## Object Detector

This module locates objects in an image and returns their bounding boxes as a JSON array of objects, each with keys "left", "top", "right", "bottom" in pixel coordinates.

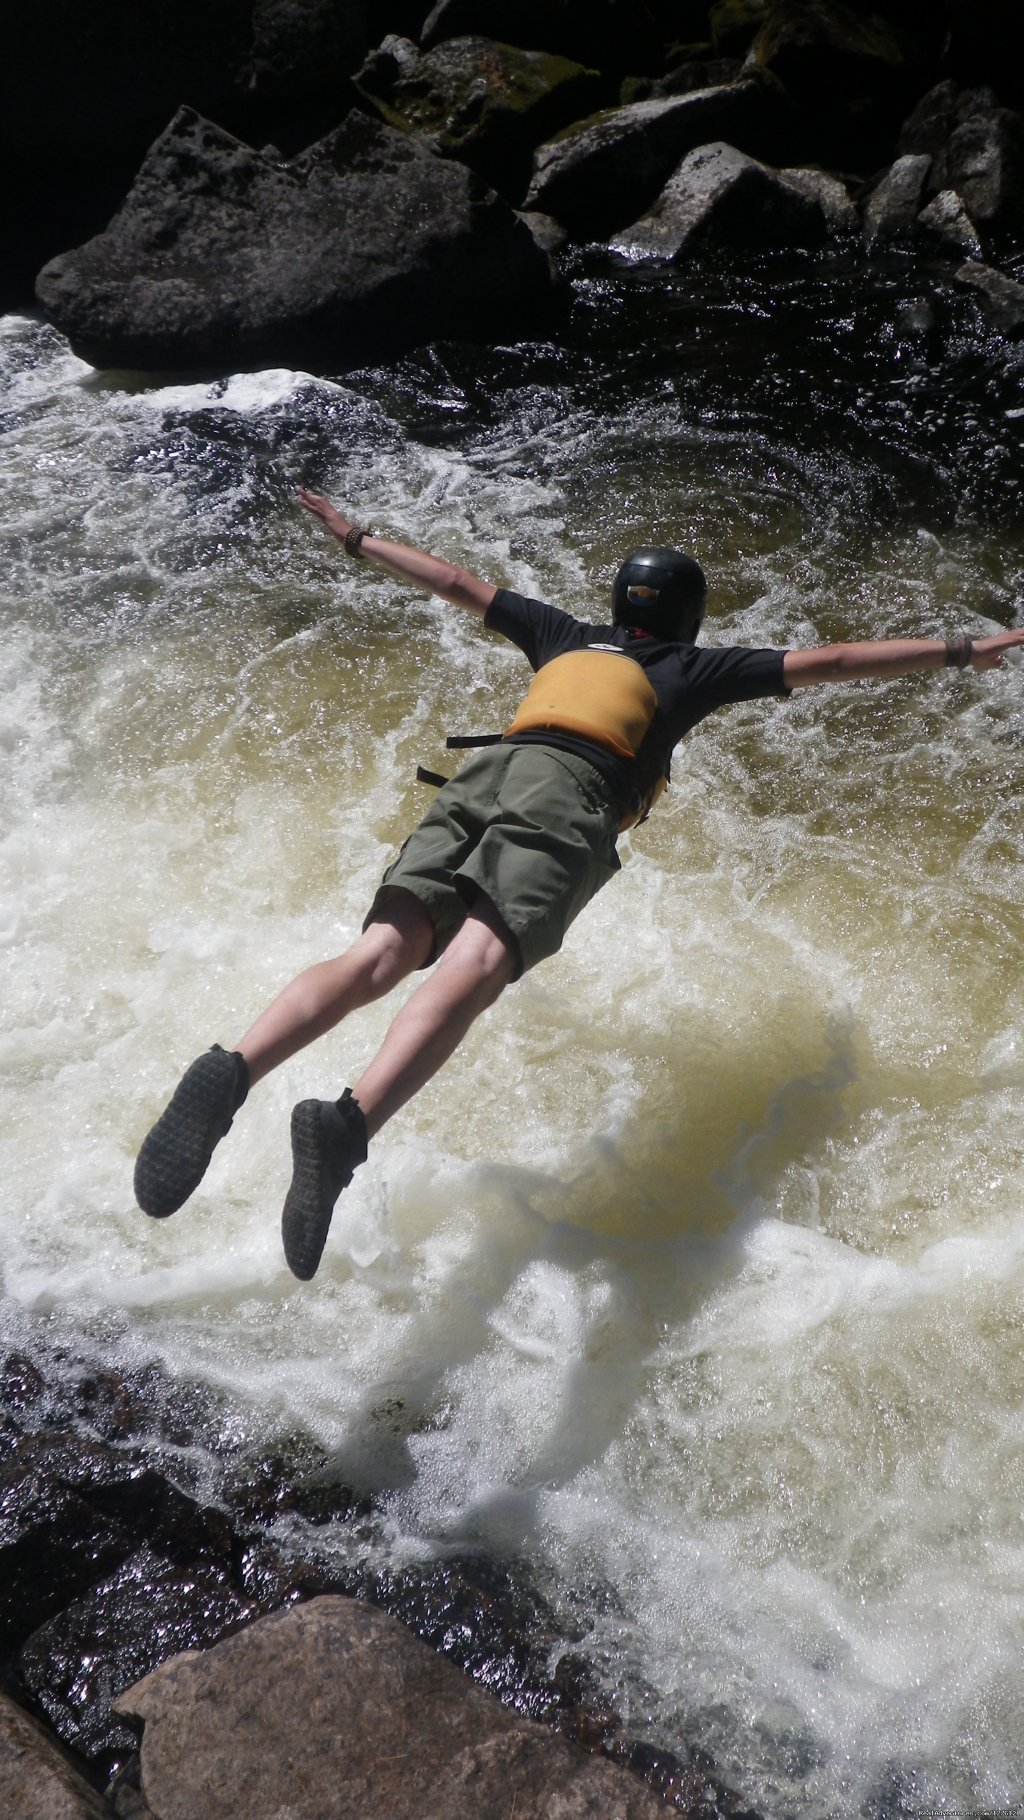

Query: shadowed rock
[
  {"left": 114, "top": 1596, "right": 674, "bottom": 1819},
  {"left": 862, "top": 151, "right": 930, "bottom": 242},
  {"left": 35, "top": 108, "right": 552, "bottom": 374},
  {"left": 612, "top": 141, "right": 827, "bottom": 260},
  {"left": 778, "top": 164, "right": 857, "bottom": 232},
  {"left": 523, "top": 81, "right": 781, "bottom": 237},
  {"left": 948, "top": 107, "right": 1024, "bottom": 231},
  {"left": 917, "top": 189, "right": 982, "bottom": 258},
  {"left": 747, "top": 0, "right": 943, "bottom": 165}
]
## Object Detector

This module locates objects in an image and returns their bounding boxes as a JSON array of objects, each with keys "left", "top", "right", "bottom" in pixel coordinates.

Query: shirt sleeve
[
  {"left": 485, "top": 588, "right": 590, "bottom": 672},
  {"left": 684, "top": 644, "right": 791, "bottom": 705}
]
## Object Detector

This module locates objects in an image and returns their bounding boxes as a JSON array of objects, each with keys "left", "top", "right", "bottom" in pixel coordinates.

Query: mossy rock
[{"left": 356, "top": 37, "right": 605, "bottom": 202}]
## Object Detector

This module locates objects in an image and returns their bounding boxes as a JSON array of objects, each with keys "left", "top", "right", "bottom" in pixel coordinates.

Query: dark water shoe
[
  {"left": 134, "top": 1045, "right": 249, "bottom": 1219},
  {"left": 282, "top": 1089, "right": 368, "bottom": 1281}
]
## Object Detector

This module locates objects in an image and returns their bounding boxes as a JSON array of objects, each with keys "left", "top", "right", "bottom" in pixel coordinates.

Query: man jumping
[{"left": 133, "top": 488, "right": 1024, "bottom": 1279}]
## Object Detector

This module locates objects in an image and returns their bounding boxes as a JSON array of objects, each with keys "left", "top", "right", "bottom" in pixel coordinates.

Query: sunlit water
[{"left": 3, "top": 270, "right": 1024, "bottom": 1816}]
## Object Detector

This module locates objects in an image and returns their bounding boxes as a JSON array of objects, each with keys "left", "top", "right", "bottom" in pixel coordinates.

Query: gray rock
[
  {"left": 0, "top": 1690, "right": 113, "bottom": 1820},
  {"left": 897, "top": 78, "right": 960, "bottom": 186},
  {"left": 524, "top": 81, "right": 780, "bottom": 237},
  {"left": 948, "top": 108, "right": 1024, "bottom": 230},
  {"left": 516, "top": 210, "right": 569, "bottom": 258},
  {"left": 354, "top": 34, "right": 604, "bottom": 201},
  {"left": 36, "top": 107, "right": 551, "bottom": 374},
  {"left": 114, "top": 1595, "right": 670, "bottom": 1820},
  {"left": 779, "top": 165, "right": 857, "bottom": 234},
  {"left": 612, "top": 141, "right": 827, "bottom": 260},
  {"left": 863, "top": 152, "right": 931, "bottom": 243},
  {"left": 954, "top": 262, "right": 1024, "bottom": 335},
  {"left": 917, "top": 188, "right": 982, "bottom": 259}
]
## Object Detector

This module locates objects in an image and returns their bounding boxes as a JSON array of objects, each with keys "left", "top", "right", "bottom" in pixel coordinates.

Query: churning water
[{"left": 3, "top": 258, "right": 1024, "bottom": 1814}]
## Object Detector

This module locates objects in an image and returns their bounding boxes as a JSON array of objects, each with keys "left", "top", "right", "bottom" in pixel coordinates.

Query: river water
[{"left": 3, "top": 255, "right": 1024, "bottom": 1815}]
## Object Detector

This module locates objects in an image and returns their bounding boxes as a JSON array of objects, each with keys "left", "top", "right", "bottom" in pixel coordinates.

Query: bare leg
[
  {"left": 352, "top": 893, "right": 519, "bottom": 1138},
  {"left": 234, "top": 892, "right": 434, "bottom": 1086}
]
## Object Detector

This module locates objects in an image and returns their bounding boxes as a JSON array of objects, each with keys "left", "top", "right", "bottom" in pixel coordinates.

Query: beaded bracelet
[{"left": 343, "top": 525, "right": 368, "bottom": 558}]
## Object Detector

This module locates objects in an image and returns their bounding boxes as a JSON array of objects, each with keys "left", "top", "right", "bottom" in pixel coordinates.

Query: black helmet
[{"left": 611, "top": 548, "right": 707, "bottom": 643}]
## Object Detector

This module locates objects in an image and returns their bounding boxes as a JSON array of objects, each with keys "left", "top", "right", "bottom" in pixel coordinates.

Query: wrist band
[
  {"left": 343, "top": 526, "right": 368, "bottom": 558},
  {"left": 945, "top": 633, "right": 974, "bottom": 668}
]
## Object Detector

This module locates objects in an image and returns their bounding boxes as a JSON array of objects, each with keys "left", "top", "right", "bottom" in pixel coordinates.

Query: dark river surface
[{"left": 2, "top": 246, "right": 1024, "bottom": 1814}]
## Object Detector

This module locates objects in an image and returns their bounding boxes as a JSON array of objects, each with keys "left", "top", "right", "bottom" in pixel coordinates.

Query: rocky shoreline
[
  {"left": 1, "top": 1333, "right": 761, "bottom": 1816},
  {"left": 6, "top": 1, "right": 1023, "bottom": 368}
]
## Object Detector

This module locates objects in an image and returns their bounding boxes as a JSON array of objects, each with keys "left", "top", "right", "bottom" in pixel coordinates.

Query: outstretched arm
[
  {"left": 297, "top": 488, "right": 498, "bottom": 616},
  {"left": 783, "top": 628, "right": 1024, "bottom": 687}
]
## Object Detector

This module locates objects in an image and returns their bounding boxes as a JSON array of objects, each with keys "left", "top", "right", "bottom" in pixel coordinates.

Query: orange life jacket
[{"left": 505, "top": 648, "right": 666, "bottom": 828}]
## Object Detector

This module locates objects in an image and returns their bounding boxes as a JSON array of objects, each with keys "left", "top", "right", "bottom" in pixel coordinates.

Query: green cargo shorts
[{"left": 364, "top": 743, "right": 622, "bottom": 976}]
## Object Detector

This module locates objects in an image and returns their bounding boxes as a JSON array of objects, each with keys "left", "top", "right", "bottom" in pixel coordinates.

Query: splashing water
[{"left": 2, "top": 269, "right": 1024, "bottom": 1815}]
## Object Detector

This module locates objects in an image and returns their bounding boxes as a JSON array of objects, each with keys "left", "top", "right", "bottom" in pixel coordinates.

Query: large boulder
[
  {"left": 114, "top": 1596, "right": 673, "bottom": 1819},
  {"left": 947, "top": 107, "right": 1024, "bottom": 232},
  {"left": 898, "top": 82, "right": 1024, "bottom": 231},
  {"left": 355, "top": 35, "right": 604, "bottom": 201},
  {"left": 523, "top": 80, "right": 784, "bottom": 238},
  {"left": 611, "top": 140, "right": 827, "bottom": 260},
  {"left": 35, "top": 108, "right": 552, "bottom": 374}
]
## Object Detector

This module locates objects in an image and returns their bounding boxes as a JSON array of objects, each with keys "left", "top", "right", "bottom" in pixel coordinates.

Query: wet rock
[
  {"left": 917, "top": 189, "right": 982, "bottom": 259},
  {"left": 948, "top": 107, "right": 1024, "bottom": 233},
  {"left": 523, "top": 80, "right": 780, "bottom": 238},
  {"left": 35, "top": 107, "right": 552, "bottom": 374},
  {"left": 954, "top": 262, "right": 1024, "bottom": 335},
  {"left": 517, "top": 211, "right": 570, "bottom": 260},
  {"left": 612, "top": 141, "right": 827, "bottom": 260},
  {"left": 779, "top": 164, "right": 857, "bottom": 233},
  {"left": 18, "top": 1547, "right": 265, "bottom": 1762},
  {"left": 354, "top": 34, "right": 604, "bottom": 201},
  {"left": 114, "top": 1596, "right": 670, "bottom": 1819},
  {"left": 862, "top": 151, "right": 931, "bottom": 243},
  {"left": 0, "top": 1690, "right": 113, "bottom": 1820},
  {"left": 0, "top": 1445, "right": 138, "bottom": 1649}
]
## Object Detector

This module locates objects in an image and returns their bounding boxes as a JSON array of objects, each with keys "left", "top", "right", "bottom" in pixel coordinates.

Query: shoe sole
[
  {"left": 282, "top": 1101, "right": 339, "bottom": 1282},
  {"left": 134, "top": 1052, "right": 238, "bottom": 1219}
]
